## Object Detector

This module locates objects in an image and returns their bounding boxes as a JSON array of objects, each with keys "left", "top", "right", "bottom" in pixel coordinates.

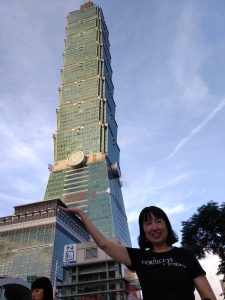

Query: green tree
[{"left": 181, "top": 201, "right": 225, "bottom": 275}]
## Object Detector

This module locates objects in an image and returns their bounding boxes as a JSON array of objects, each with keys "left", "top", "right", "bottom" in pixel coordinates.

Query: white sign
[{"left": 63, "top": 244, "right": 77, "bottom": 264}]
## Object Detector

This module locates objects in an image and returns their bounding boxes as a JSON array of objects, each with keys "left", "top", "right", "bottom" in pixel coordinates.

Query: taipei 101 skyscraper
[{"left": 44, "top": 1, "right": 131, "bottom": 247}]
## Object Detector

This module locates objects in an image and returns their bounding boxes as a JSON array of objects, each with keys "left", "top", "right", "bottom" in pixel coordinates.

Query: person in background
[
  {"left": 31, "top": 277, "right": 53, "bottom": 300},
  {"left": 59, "top": 205, "right": 217, "bottom": 300}
]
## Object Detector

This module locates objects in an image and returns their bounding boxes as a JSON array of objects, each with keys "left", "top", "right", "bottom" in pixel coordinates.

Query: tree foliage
[{"left": 181, "top": 201, "right": 225, "bottom": 275}]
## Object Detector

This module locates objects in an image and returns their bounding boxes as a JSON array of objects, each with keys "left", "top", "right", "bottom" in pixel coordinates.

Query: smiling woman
[
  {"left": 59, "top": 205, "right": 217, "bottom": 300},
  {"left": 138, "top": 206, "right": 178, "bottom": 251}
]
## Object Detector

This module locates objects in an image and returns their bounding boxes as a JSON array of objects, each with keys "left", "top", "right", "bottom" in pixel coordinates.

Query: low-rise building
[
  {"left": 58, "top": 241, "right": 141, "bottom": 300},
  {"left": 0, "top": 199, "right": 89, "bottom": 285}
]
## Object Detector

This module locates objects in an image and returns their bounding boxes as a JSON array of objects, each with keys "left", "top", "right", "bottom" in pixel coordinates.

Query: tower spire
[{"left": 81, "top": 0, "right": 93, "bottom": 9}]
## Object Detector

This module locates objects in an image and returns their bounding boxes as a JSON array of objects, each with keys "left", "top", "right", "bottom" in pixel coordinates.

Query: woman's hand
[
  {"left": 58, "top": 205, "right": 131, "bottom": 266},
  {"left": 58, "top": 206, "right": 83, "bottom": 216}
]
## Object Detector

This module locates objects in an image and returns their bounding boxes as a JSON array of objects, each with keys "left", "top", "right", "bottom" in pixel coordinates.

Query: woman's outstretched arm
[
  {"left": 59, "top": 206, "right": 131, "bottom": 266},
  {"left": 194, "top": 275, "right": 217, "bottom": 300}
]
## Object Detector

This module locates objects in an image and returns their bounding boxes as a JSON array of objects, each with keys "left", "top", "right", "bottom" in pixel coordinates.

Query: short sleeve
[
  {"left": 126, "top": 247, "right": 140, "bottom": 271},
  {"left": 180, "top": 248, "right": 206, "bottom": 279}
]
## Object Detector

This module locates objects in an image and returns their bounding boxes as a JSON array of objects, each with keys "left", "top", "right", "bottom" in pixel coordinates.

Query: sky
[{"left": 0, "top": 0, "right": 225, "bottom": 298}]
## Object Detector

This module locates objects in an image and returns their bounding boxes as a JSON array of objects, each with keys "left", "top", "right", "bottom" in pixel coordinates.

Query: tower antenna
[{"left": 81, "top": 0, "right": 93, "bottom": 9}]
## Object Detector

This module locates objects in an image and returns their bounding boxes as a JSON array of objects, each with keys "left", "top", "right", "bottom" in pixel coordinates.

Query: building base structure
[
  {"left": 0, "top": 199, "right": 89, "bottom": 286},
  {"left": 58, "top": 241, "right": 141, "bottom": 300}
]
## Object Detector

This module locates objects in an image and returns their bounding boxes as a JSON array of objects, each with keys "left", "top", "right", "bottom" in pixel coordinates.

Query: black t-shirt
[{"left": 126, "top": 247, "right": 206, "bottom": 300}]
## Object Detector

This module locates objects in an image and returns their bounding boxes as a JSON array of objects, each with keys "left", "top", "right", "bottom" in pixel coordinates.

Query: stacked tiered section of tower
[{"left": 44, "top": 2, "right": 131, "bottom": 247}]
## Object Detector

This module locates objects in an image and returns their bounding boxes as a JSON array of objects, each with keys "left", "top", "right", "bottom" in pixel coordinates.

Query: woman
[
  {"left": 31, "top": 277, "right": 53, "bottom": 300},
  {"left": 59, "top": 205, "right": 217, "bottom": 300}
]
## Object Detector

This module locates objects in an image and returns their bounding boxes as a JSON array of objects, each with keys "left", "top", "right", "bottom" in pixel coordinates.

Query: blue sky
[{"left": 0, "top": 0, "right": 225, "bottom": 297}]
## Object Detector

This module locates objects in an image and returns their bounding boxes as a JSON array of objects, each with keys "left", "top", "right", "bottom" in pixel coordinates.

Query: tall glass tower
[{"left": 44, "top": 2, "right": 131, "bottom": 247}]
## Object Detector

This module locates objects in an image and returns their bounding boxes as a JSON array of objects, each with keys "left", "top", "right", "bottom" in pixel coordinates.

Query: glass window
[{"left": 85, "top": 247, "right": 97, "bottom": 259}]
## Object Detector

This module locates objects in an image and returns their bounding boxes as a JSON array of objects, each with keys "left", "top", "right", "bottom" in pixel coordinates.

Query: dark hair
[
  {"left": 31, "top": 277, "right": 53, "bottom": 300},
  {"left": 138, "top": 206, "right": 178, "bottom": 249}
]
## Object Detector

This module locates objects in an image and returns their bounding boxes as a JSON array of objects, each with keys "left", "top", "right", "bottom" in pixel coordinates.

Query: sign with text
[{"left": 63, "top": 244, "right": 77, "bottom": 264}]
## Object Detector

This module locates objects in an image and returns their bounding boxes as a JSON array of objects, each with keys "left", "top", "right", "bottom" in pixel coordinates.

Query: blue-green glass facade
[
  {"left": 53, "top": 3, "right": 119, "bottom": 161},
  {"left": 0, "top": 199, "right": 89, "bottom": 284},
  {"left": 44, "top": 2, "right": 131, "bottom": 247}
]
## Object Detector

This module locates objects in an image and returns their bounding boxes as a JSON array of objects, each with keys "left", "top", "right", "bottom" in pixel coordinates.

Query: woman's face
[
  {"left": 143, "top": 214, "right": 168, "bottom": 247},
  {"left": 32, "top": 288, "right": 44, "bottom": 300}
]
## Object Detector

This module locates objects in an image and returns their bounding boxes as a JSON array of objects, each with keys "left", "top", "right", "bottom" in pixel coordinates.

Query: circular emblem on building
[{"left": 68, "top": 151, "right": 85, "bottom": 167}]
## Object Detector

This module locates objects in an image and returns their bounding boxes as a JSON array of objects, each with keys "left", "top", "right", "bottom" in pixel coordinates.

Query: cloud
[
  {"left": 127, "top": 204, "right": 186, "bottom": 225},
  {"left": 0, "top": 192, "right": 26, "bottom": 203},
  {"left": 169, "top": 1, "right": 212, "bottom": 113},
  {"left": 171, "top": 6, "right": 200, "bottom": 85},
  {"left": 153, "top": 173, "right": 191, "bottom": 190},
  {"left": 123, "top": 166, "right": 191, "bottom": 223},
  {"left": 127, "top": 210, "right": 140, "bottom": 223},
  {"left": 162, "top": 204, "right": 186, "bottom": 215},
  {"left": 118, "top": 125, "right": 139, "bottom": 149},
  {"left": 180, "top": 76, "right": 209, "bottom": 109},
  {"left": 168, "top": 97, "right": 225, "bottom": 159},
  {"left": 0, "top": 193, "right": 32, "bottom": 217},
  {"left": 0, "top": 120, "right": 46, "bottom": 169}
]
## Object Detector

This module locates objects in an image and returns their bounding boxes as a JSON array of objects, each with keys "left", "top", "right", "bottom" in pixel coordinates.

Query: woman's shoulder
[
  {"left": 172, "top": 246, "right": 196, "bottom": 257},
  {"left": 126, "top": 247, "right": 142, "bottom": 252},
  {"left": 126, "top": 247, "right": 151, "bottom": 254}
]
